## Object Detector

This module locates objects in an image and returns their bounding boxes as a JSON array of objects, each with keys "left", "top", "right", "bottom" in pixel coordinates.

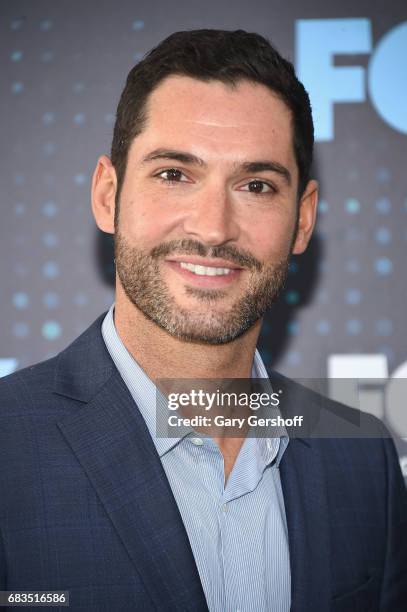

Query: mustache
[{"left": 150, "top": 239, "right": 262, "bottom": 272}]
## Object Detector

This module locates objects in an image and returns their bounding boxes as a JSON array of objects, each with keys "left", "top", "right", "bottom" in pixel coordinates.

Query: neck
[{"left": 113, "top": 285, "right": 262, "bottom": 382}]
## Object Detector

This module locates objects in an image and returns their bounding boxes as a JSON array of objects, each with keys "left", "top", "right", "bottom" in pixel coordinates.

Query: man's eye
[
  {"left": 156, "top": 168, "right": 187, "bottom": 182},
  {"left": 241, "top": 180, "right": 274, "bottom": 194}
]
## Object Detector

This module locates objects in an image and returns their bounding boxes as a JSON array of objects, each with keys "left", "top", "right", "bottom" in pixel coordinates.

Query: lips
[
  {"left": 179, "top": 262, "right": 233, "bottom": 276},
  {"left": 166, "top": 256, "right": 243, "bottom": 270},
  {"left": 165, "top": 260, "right": 243, "bottom": 287}
]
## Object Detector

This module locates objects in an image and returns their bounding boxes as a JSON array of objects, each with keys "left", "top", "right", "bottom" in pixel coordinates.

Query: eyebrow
[
  {"left": 141, "top": 149, "right": 205, "bottom": 167},
  {"left": 240, "top": 161, "right": 291, "bottom": 185},
  {"left": 140, "top": 148, "right": 292, "bottom": 185}
]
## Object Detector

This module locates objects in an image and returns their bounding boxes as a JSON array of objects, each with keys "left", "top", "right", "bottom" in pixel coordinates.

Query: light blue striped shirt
[{"left": 102, "top": 304, "right": 291, "bottom": 611}]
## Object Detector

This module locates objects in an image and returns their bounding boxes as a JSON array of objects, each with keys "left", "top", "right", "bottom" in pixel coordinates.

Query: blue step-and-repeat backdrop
[{"left": 1, "top": 0, "right": 406, "bottom": 471}]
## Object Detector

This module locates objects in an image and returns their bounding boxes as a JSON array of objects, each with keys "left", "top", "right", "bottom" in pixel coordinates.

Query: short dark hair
[{"left": 111, "top": 29, "right": 314, "bottom": 218}]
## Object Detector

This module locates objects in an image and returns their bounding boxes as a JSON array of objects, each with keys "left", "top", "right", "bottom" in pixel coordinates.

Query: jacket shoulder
[
  {"left": 0, "top": 355, "right": 58, "bottom": 407},
  {"left": 0, "top": 311, "right": 108, "bottom": 415}
]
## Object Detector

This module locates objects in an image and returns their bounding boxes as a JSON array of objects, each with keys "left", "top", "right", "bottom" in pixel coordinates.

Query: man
[{"left": 0, "top": 29, "right": 406, "bottom": 612}]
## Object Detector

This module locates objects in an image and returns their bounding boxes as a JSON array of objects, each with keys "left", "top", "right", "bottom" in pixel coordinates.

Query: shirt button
[
  {"left": 221, "top": 503, "right": 228, "bottom": 513},
  {"left": 191, "top": 437, "right": 204, "bottom": 446}
]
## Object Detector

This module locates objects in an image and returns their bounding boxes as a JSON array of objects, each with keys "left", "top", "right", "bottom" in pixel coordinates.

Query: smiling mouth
[
  {"left": 178, "top": 262, "right": 233, "bottom": 276},
  {"left": 165, "top": 260, "right": 243, "bottom": 286}
]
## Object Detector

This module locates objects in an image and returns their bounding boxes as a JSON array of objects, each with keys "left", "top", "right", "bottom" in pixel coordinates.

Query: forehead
[{"left": 132, "top": 75, "right": 296, "bottom": 174}]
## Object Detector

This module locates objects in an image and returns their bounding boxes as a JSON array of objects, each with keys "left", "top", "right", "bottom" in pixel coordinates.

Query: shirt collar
[{"left": 101, "top": 303, "right": 288, "bottom": 466}]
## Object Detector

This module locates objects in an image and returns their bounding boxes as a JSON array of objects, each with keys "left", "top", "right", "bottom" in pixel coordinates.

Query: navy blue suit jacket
[{"left": 0, "top": 313, "right": 406, "bottom": 611}]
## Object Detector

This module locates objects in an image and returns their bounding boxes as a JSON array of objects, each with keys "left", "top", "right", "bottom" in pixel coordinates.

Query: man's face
[{"left": 114, "top": 76, "right": 309, "bottom": 344}]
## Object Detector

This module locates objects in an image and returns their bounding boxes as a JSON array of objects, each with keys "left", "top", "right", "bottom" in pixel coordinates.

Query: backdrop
[{"left": 1, "top": 0, "right": 406, "bottom": 470}]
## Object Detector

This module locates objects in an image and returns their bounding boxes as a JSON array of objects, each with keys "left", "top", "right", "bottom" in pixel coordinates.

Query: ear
[
  {"left": 292, "top": 179, "right": 318, "bottom": 254},
  {"left": 91, "top": 155, "right": 117, "bottom": 234}
]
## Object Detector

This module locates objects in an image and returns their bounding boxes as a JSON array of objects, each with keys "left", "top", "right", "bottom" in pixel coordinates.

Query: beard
[{"left": 114, "top": 232, "right": 291, "bottom": 345}]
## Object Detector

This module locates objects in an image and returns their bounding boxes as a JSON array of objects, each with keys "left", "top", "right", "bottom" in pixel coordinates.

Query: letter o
[
  {"left": 368, "top": 21, "right": 407, "bottom": 133},
  {"left": 385, "top": 360, "right": 407, "bottom": 439}
]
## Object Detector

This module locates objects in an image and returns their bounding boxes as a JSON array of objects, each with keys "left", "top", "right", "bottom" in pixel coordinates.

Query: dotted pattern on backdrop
[{"left": 1, "top": 2, "right": 407, "bottom": 384}]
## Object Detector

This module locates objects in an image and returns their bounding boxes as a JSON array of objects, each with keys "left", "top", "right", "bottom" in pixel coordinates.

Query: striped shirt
[{"left": 102, "top": 304, "right": 291, "bottom": 611}]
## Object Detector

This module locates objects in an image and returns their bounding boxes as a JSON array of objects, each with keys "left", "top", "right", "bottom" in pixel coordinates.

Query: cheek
[
  {"left": 118, "top": 190, "right": 175, "bottom": 245},
  {"left": 244, "top": 213, "right": 297, "bottom": 261}
]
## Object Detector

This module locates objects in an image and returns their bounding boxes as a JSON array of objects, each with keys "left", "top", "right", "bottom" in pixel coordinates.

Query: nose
[{"left": 182, "top": 183, "right": 240, "bottom": 246}]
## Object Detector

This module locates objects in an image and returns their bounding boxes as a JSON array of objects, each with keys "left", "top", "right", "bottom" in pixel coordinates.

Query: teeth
[{"left": 179, "top": 262, "right": 233, "bottom": 276}]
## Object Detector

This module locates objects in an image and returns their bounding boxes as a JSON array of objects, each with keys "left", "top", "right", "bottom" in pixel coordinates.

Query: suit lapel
[
  {"left": 266, "top": 370, "right": 332, "bottom": 611},
  {"left": 279, "top": 438, "right": 331, "bottom": 611},
  {"left": 53, "top": 315, "right": 208, "bottom": 611}
]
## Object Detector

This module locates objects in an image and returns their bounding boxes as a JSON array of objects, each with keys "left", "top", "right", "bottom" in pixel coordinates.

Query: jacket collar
[{"left": 53, "top": 312, "right": 114, "bottom": 403}]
